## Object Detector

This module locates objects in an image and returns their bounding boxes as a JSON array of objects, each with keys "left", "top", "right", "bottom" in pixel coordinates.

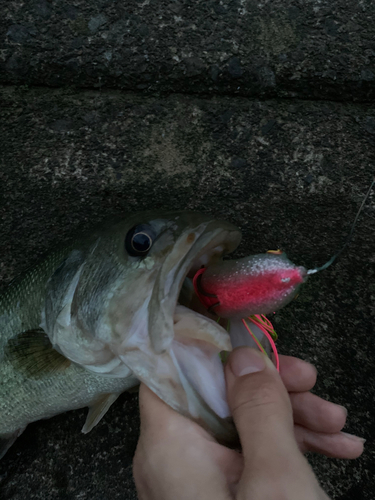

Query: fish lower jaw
[
  {"left": 173, "top": 304, "right": 231, "bottom": 351},
  {"left": 171, "top": 304, "right": 232, "bottom": 421}
]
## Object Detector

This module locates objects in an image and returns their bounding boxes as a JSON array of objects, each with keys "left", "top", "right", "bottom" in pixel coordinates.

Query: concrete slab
[{"left": 1, "top": 1, "right": 375, "bottom": 100}]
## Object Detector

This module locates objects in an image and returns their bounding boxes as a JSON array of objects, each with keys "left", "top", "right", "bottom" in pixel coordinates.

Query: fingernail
[
  {"left": 230, "top": 348, "right": 266, "bottom": 377},
  {"left": 337, "top": 405, "right": 348, "bottom": 417},
  {"left": 341, "top": 432, "right": 366, "bottom": 444}
]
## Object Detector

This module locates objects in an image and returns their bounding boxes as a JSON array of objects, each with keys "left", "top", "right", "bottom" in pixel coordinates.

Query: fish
[{"left": 0, "top": 211, "right": 306, "bottom": 458}]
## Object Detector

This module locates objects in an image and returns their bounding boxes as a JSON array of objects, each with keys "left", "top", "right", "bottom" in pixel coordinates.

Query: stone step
[
  {"left": 1, "top": 86, "right": 374, "bottom": 279},
  {"left": 1, "top": 0, "right": 375, "bottom": 100}
]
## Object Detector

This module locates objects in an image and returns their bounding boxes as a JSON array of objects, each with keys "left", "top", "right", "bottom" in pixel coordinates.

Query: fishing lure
[{"left": 193, "top": 178, "right": 375, "bottom": 371}]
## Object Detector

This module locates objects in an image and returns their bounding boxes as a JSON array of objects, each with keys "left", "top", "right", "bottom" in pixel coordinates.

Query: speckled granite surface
[{"left": 0, "top": 87, "right": 374, "bottom": 499}]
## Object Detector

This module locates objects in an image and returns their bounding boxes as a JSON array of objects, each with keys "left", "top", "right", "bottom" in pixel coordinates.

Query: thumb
[
  {"left": 225, "top": 348, "right": 329, "bottom": 499},
  {"left": 225, "top": 347, "right": 299, "bottom": 468}
]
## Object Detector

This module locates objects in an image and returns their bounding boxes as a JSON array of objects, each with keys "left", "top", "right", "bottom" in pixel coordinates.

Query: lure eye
[{"left": 125, "top": 224, "right": 155, "bottom": 257}]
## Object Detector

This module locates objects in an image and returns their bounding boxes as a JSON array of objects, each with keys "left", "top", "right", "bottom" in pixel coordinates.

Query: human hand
[
  {"left": 133, "top": 349, "right": 364, "bottom": 500},
  {"left": 276, "top": 354, "right": 364, "bottom": 457}
]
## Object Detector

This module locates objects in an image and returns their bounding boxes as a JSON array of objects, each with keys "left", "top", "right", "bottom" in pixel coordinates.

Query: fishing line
[{"left": 307, "top": 177, "right": 375, "bottom": 275}]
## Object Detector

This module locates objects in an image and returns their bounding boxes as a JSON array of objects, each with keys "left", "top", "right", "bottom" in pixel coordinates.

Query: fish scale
[{"left": 0, "top": 245, "right": 137, "bottom": 450}]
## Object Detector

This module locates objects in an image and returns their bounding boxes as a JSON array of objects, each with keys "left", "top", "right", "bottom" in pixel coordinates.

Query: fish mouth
[
  {"left": 119, "top": 217, "right": 243, "bottom": 443},
  {"left": 142, "top": 220, "right": 242, "bottom": 441},
  {"left": 148, "top": 220, "right": 241, "bottom": 353}
]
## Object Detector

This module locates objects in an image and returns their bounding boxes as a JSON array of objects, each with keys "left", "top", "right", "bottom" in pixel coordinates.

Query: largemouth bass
[{"left": 0, "top": 211, "right": 304, "bottom": 458}]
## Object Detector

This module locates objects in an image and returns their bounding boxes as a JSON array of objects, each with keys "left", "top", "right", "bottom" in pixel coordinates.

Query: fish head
[
  {"left": 198, "top": 252, "right": 307, "bottom": 318},
  {"left": 42, "top": 211, "right": 241, "bottom": 441}
]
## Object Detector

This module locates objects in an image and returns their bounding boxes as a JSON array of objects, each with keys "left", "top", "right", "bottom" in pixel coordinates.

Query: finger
[
  {"left": 225, "top": 348, "right": 300, "bottom": 466},
  {"left": 278, "top": 355, "right": 317, "bottom": 392},
  {"left": 134, "top": 439, "right": 231, "bottom": 500},
  {"left": 138, "top": 382, "right": 168, "bottom": 425},
  {"left": 135, "top": 384, "right": 232, "bottom": 500},
  {"left": 225, "top": 348, "right": 326, "bottom": 499},
  {"left": 138, "top": 383, "right": 179, "bottom": 435},
  {"left": 294, "top": 425, "right": 365, "bottom": 459},
  {"left": 138, "top": 384, "right": 244, "bottom": 482},
  {"left": 290, "top": 392, "right": 347, "bottom": 433},
  {"left": 138, "top": 383, "right": 211, "bottom": 443}
]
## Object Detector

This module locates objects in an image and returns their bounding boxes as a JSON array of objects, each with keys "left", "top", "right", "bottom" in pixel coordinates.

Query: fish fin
[
  {"left": 5, "top": 328, "right": 71, "bottom": 379},
  {"left": 82, "top": 393, "right": 120, "bottom": 434},
  {"left": 0, "top": 427, "right": 26, "bottom": 460}
]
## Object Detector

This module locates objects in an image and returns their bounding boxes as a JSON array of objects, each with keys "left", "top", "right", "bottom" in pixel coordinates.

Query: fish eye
[
  {"left": 125, "top": 224, "right": 155, "bottom": 257},
  {"left": 281, "top": 277, "right": 291, "bottom": 283}
]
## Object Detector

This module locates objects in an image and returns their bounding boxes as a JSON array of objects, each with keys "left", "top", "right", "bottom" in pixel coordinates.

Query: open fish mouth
[
  {"left": 148, "top": 221, "right": 241, "bottom": 353},
  {"left": 118, "top": 218, "right": 243, "bottom": 442}
]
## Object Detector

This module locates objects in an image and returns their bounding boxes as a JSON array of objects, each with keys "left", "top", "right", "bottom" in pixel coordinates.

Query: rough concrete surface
[
  {"left": 1, "top": 0, "right": 375, "bottom": 101},
  {"left": 0, "top": 87, "right": 375, "bottom": 499}
]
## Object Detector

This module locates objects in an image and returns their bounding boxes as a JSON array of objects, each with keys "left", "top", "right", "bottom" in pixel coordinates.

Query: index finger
[
  {"left": 138, "top": 383, "right": 212, "bottom": 443},
  {"left": 278, "top": 355, "right": 317, "bottom": 392},
  {"left": 138, "top": 383, "right": 180, "bottom": 432}
]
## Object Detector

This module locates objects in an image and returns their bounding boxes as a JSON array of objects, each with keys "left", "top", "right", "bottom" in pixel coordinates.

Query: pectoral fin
[
  {"left": 0, "top": 428, "right": 26, "bottom": 460},
  {"left": 82, "top": 393, "right": 120, "bottom": 434},
  {"left": 5, "top": 328, "right": 71, "bottom": 379}
]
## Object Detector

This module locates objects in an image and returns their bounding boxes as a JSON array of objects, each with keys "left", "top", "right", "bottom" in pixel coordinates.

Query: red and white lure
[{"left": 193, "top": 178, "right": 375, "bottom": 371}]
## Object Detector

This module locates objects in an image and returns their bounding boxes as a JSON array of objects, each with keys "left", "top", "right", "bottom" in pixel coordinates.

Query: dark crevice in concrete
[
  {"left": 2, "top": 82, "right": 375, "bottom": 106},
  {"left": 2, "top": 0, "right": 375, "bottom": 102}
]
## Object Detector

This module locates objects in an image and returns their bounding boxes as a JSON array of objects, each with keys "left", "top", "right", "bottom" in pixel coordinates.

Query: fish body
[
  {"left": 0, "top": 211, "right": 305, "bottom": 458},
  {"left": 0, "top": 238, "right": 138, "bottom": 457},
  {"left": 0, "top": 212, "right": 241, "bottom": 457}
]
